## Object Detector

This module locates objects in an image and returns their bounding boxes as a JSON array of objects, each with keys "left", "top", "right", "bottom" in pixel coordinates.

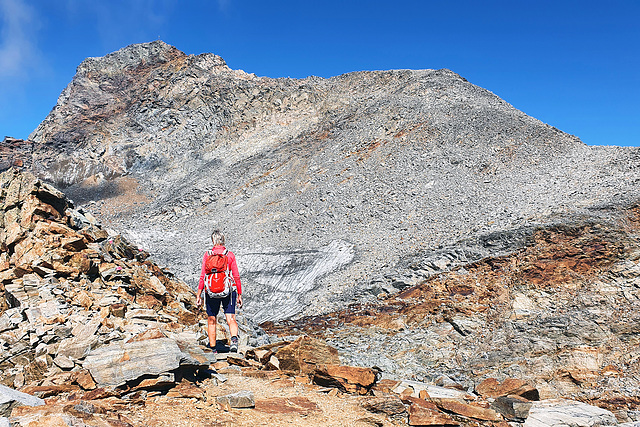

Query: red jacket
[{"left": 197, "top": 246, "right": 242, "bottom": 295}]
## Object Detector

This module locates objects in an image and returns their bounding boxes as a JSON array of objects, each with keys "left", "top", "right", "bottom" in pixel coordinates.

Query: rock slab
[{"left": 523, "top": 399, "right": 618, "bottom": 427}]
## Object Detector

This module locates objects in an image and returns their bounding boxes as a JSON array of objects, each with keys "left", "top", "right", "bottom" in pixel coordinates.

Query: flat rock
[
  {"left": 432, "top": 398, "right": 502, "bottom": 422},
  {"left": 216, "top": 390, "right": 255, "bottom": 409},
  {"left": 254, "top": 396, "right": 320, "bottom": 416},
  {"left": 523, "top": 399, "right": 618, "bottom": 427},
  {"left": 82, "top": 337, "right": 205, "bottom": 387}
]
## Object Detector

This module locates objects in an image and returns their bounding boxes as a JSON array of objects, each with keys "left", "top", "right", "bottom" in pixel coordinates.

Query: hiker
[{"left": 196, "top": 229, "right": 243, "bottom": 353}]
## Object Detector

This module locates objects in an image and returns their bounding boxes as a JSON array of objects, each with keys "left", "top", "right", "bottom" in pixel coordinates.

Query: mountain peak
[{"left": 76, "top": 40, "right": 186, "bottom": 76}]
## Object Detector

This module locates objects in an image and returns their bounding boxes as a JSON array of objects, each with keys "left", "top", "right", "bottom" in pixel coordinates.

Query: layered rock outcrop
[
  {"left": 0, "top": 168, "right": 211, "bottom": 396},
  {"left": 19, "top": 40, "right": 640, "bottom": 323},
  {"left": 266, "top": 211, "right": 640, "bottom": 422}
]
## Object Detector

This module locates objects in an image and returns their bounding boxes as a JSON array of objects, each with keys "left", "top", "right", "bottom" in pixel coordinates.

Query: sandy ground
[{"left": 124, "top": 371, "right": 398, "bottom": 427}]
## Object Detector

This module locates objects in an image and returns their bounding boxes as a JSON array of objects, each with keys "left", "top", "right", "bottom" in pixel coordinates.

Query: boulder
[
  {"left": 273, "top": 336, "right": 339, "bottom": 374},
  {"left": 491, "top": 395, "right": 533, "bottom": 421},
  {"left": 523, "top": 399, "right": 618, "bottom": 426},
  {"left": 82, "top": 337, "right": 207, "bottom": 387}
]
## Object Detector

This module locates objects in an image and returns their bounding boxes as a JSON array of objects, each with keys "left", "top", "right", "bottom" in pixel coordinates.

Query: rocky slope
[
  {"left": 17, "top": 40, "right": 640, "bottom": 323},
  {"left": 2, "top": 39, "right": 640, "bottom": 424},
  {"left": 6, "top": 168, "right": 623, "bottom": 427}
]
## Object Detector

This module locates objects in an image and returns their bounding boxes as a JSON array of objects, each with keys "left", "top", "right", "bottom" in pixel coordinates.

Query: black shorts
[{"left": 205, "top": 291, "right": 236, "bottom": 317}]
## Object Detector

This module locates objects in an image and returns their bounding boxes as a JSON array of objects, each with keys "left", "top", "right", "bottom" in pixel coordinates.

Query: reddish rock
[
  {"left": 409, "top": 403, "right": 459, "bottom": 426},
  {"left": 273, "top": 336, "right": 340, "bottom": 374},
  {"left": 254, "top": 396, "right": 320, "bottom": 416},
  {"left": 19, "top": 384, "right": 82, "bottom": 398},
  {"left": 166, "top": 380, "right": 204, "bottom": 398},
  {"left": 109, "top": 303, "right": 127, "bottom": 318},
  {"left": 372, "top": 379, "right": 402, "bottom": 394},
  {"left": 475, "top": 378, "right": 539, "bottom": 401},
  {"left": 74, "top": 370, "right": 97, "bottom": 390},
  {"left": 433, "top": 398, "right": 502, "bottom": 422},
  {"left": 126, "top": 328, "right": 166, "bottom": 343},
  {"left": 312, "top": 364, "right": 378, "bottom": 395}
]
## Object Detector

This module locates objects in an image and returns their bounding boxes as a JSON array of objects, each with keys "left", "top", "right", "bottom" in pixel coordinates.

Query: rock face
[{"left": 17, "top": 40, "right": 640, "bottom": 324}]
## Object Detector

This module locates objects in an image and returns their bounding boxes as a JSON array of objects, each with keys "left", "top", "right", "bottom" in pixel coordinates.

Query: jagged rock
[
  {"left": 476, "top": 377, "right": 539, "bottom": 400},
  {"left": 491, "top": 395, "right": 533, "bottom": 421},
  {"left": 0, "top": 384, "right": 44, "bottom": 417},
  {"left": 393, "top": 380, "right": 471, "bottom": 400},
  {"left": 312, "top": 365, "right": 378, "bottom": 395},
  {"left": 523, "top": 399, "right": 618, "bottom": 426}
]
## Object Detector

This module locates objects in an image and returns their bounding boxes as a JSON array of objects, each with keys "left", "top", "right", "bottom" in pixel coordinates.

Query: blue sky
[{"left": 0, "top": 0, "right": 638, "bottom": 146}]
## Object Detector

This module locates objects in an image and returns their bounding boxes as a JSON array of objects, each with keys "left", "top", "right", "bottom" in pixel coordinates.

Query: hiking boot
[
  {"left": 206, "top": 343, "right": 217, "bottom": 354},
  {"left": 229, "top": 336, "right": 238, "bottom": 353}
]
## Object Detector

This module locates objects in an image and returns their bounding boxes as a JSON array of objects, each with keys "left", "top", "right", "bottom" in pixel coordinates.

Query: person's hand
[
  {"left": 237, "top": 294, "right": 243, "bottom": 309},
  {"left": 196, "top": 294, "right": 202, "bottom": 308}
]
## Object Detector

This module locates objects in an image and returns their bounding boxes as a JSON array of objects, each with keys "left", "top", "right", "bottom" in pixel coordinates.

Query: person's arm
[
  {"left": 228, "top": 252, "right": 243, "bottom": 308},
  {"left": 195, "top": 252, "right": 207, "bottom": 306}
]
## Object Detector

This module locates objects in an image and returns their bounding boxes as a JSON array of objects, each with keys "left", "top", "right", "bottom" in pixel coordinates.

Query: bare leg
[
  {"left": 207, "top": 316, "right": 217, "bottom": 348},
  {"left": 225, "top": 313, "right": 238, "bottom": 338}
]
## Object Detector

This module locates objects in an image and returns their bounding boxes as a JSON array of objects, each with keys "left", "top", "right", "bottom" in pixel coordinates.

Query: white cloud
[{"left": 0, "top": 0, "right": 39, "bottom": 78}]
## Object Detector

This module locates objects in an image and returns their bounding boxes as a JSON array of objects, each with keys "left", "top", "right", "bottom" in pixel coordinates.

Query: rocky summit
[{"left": 1, "top": 40, "right": 640, "bottom": 425}]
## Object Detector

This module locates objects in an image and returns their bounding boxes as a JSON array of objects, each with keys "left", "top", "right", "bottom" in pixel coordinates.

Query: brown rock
[
  {"left": 433, "top": 398, "right": 502, "bottom": 422},
  {"left": 408, "top": 403, "right": 459, "bottom": 426},
  {"left": 273, "top": 336, "right": 340, "bottom": 374},
  {"left": 74, "top": 369, "right": 97, "bottom": 390},
  {"left": 254, "top": 396, "right": 320, "bottom": 416},
  {"left": 227, "top": 355, "right": 261, "bottom": 368},
  {"left": 62, "top": 236, "right": 88, "bottom": 252},
  {"left": 71, "top": 290, "right": 94, "bottom": 309},
  {"left": 125, "top": 328, "right": 166, "bottom": 343},
  {"left": 249, "top": 348, "right": 273, "bottom": 364},
  {"left": 372, "top": 379, "right": 402, "bottom": 394},
  {"left": 109, "top": 303, "right": 127, "bottom": 318},
  {"left": 166, "top": 380, "right": 204, "bottom": 398},
  {"left": 19, "top": 384, "right": 81, "bottom": 398},
  {"left": 312, "top": 364, "right": 378, "bottom": 395},
  {"left": 136, "top": 293, "right": 162, "bottom": 309},
  {"left": 475, "top": 377, "right": 539, "bottom": 401}
]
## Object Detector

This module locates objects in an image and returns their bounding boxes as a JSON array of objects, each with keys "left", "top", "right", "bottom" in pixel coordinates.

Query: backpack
[{"left": 204, "top": 249, "right": 233, "bottom": 298}]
